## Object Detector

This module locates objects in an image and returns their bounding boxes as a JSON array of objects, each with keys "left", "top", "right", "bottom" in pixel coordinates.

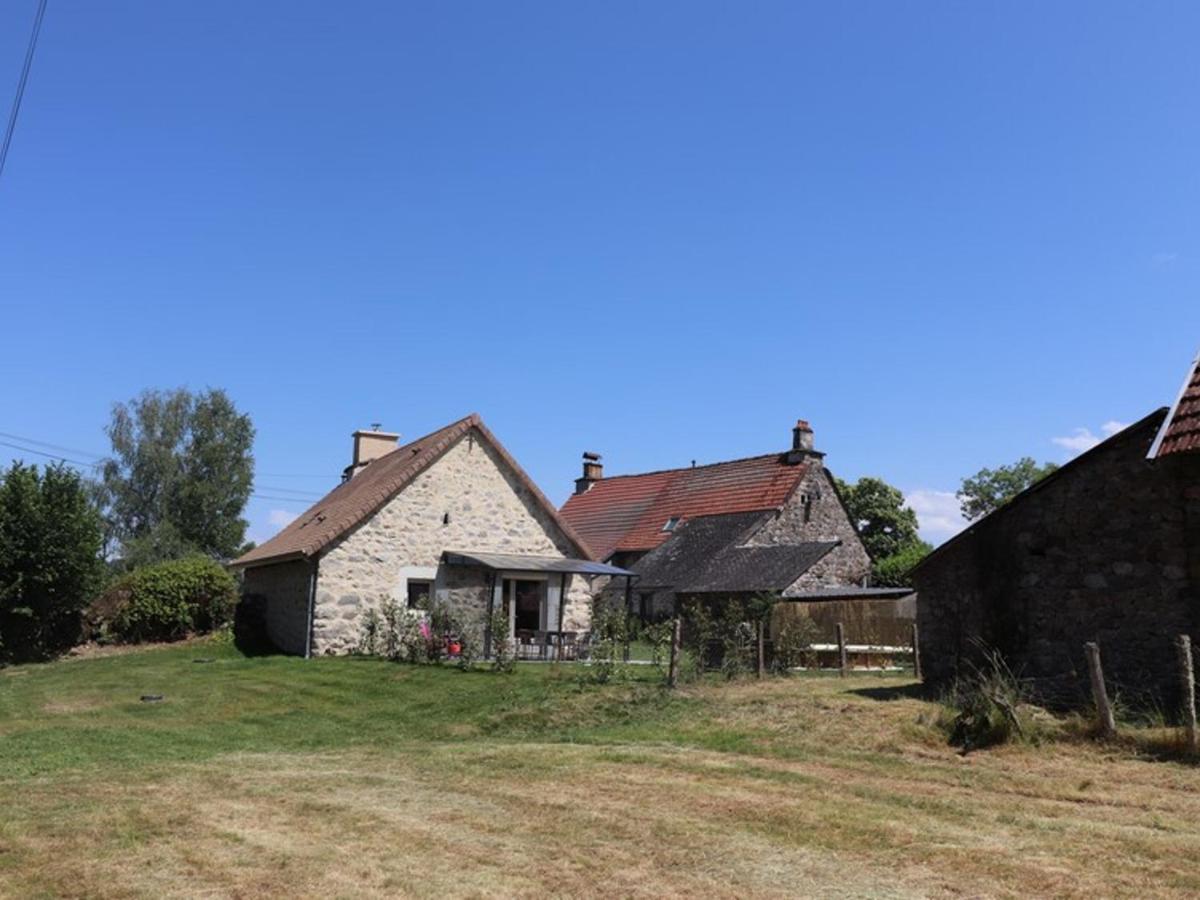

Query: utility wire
[
  {"left": 255, "top": 486, "right": 323, "bottom": 498},
  {"left": 0, "top": 430, "right": 104, "bottom": 460},
  {"left": 0, "top": 430, "right": 327, "bottom": 501},
  {"left": 0, "top": 0, "right": 49, "bottom": 186},
  {"left": 252, "top": 493, "right": 318, "bottom": 505},
  {"left": 0, "top": 438, "right": 99, "bottom": 469}
]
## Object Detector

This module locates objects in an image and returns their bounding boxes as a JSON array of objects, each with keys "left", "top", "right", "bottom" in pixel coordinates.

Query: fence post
[
  {"left": 911, "top": 622, "right": 922, "bottom": 681},
  {"left": 757, "top": 620, "right": 765, "bottom": 679},
  {"left": 836, "top": 622, "right": 848, "bottom": 678},
  {"left": 1177, "top": 634, "right": 1198, "bottom": 753},
  {"left": 1084, "top": 641, "right": 1116, "bottom": 739},
  {"left": 667, "top": 617, "right": 682, "bottom": 689}
]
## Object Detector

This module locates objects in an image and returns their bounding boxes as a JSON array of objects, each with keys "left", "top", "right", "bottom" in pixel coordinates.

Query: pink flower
[{"left": 419, "top": 620, "right": 431, "bottom": 640}]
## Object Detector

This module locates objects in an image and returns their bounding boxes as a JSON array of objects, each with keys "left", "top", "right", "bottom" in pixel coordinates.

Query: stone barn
[{"left": 913, "top": 352, "right": 1200, "bottom": 705}]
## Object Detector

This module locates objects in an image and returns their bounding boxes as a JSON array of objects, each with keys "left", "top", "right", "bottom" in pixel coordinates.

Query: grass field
[{"left": 3, "top": 638, "right": 1200, "bottom": 898}]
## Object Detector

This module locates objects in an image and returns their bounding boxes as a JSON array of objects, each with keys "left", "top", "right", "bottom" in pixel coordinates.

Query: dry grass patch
[{"left": 5, "top": 645, "right": 1200, "bottom": 897}]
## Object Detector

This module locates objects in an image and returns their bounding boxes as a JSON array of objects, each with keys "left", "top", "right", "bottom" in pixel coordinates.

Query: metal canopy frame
[
  {"left": 441, "top": 550, "right": 635, "bottom": 577},
  {"left": 445, "top": 551, "right": 637, "bottom": 660}
]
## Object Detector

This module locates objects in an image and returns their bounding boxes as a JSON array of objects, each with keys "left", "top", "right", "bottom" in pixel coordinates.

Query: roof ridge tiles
[{"left": 588, "top": 451, "right": 789, "bottom": 482}]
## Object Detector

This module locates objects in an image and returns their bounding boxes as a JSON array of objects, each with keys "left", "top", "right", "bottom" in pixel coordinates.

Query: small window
[
  {"left": 662, "top": 516, "right": 681, "bottom": 532},
  {"left": 406, "top": 579, "right": 432, "bottom": 610}
]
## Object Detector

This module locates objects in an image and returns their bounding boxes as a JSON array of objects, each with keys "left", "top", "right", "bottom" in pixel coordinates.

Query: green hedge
[{"left": 107, "top": 557, "right": 238, "bottom": 643}]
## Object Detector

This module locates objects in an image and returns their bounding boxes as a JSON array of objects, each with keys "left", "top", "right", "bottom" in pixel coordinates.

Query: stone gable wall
[
  {"left": 914, "top": 420, "right": 1200, "bottom": 706},
  {"left": 614, "top": 462, "right": 873, "bottom": 617},
  {"left": 311, "top": 430, "right": 592, "bottom": 655},
  {"left": 748, "top": 465, "right": 872, "bottom": 589}
]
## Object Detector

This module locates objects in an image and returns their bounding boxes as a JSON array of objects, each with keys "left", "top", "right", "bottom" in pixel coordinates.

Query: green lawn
[{"left": 3, "top": 638, "right": 1200, "bottom": 898}]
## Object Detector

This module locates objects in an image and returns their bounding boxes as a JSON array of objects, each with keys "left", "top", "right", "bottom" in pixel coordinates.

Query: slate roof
[
  {"left": 631, "top": 511, "right": 839, "bottom": 594},
  {"left": 1151, "top": 352, "right": 1200, "bottom": 458},
  {"left": 233, "top": 414, "right": 592, "bottom": 568},
  {"left": 559, "top": 453, "right": 808, "bottom": 559}
]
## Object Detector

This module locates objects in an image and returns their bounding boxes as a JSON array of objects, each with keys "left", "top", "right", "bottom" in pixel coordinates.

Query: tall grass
[{"left": 938, "top": 647, "right": 1051, "bottom": 750}]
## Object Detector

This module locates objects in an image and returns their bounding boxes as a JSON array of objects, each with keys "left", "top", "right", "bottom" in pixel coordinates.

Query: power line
[
  {"left": 0, "top": 429, "right": 329, "bottom": 500},
  {"left": 0, "top": 430, "right": 104, "bottom": 460},
  {"left": 252, "top": 493, "right": 317, "bottom": 506},
  {"left": 0, "top": 0, "right": 49, "bottom": 187},
  {"left": 0, "top": 439, "right": 99, "bottom": 469},
  {"left": 255, "top": 485, "right": 324, "bottom": 498}
]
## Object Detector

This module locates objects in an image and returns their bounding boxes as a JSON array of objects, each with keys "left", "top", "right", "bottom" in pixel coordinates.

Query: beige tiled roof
[{"left": 233, "top": 414, "right": 591, "bottom": 568}]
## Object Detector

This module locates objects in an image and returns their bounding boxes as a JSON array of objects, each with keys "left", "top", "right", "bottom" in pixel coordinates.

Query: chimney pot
[
  {"left": 575, "top": 451, "right": 604, "bottom": 494},
  {"left": 792, "top": 419, "right": 814, "bottom": 452},
  {"left": 787, "top": 419, "right": 820, "bottom": 465}
]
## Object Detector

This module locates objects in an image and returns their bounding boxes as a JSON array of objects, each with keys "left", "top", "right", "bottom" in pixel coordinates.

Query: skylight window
[{"left": 662, "top": 516, "right": 681, "bottom": 532}]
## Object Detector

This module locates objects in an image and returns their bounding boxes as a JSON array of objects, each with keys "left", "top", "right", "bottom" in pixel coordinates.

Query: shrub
[
  {"left": 357, "top": 608, "right": 382, "bottom": 656},
  {"left": 489, "top": 610, "right": 516, "bottom": 674},
  {"left": 772, "top": 612, "right": 821, "bottom": 673},
  {"left": 719, "top": 602, "right": 755, "bottom": 680},
  {"left": 104, "top": 556, "right": 237, "bottom": 643},
  {"left": 584, "top": 595, "right": 630, "bottom": 684},
  {"left": 0, "top": 462, "right": 106, "bottom": 661},
  {"left": 939, "top": 648, "right": 1048, "bottom": 750}
]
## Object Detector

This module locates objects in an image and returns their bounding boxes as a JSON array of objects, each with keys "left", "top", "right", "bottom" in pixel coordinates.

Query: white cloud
[
  {"left": 267, "top": 509, "right": 298, "bottom": 528},
  {"left": 1050, "top": 420, "right": 1129, "bottom": 457},
  {"left": 1151, "top": 251, "right": 1178, "bottom": 267},
  {"left": 903, "top": 489, "right": 968, "bottom": 546}
]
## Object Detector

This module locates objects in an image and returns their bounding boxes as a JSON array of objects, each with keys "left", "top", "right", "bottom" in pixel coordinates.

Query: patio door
[{"left": 505, "top": 579, "right": 545, "bottom": 633}]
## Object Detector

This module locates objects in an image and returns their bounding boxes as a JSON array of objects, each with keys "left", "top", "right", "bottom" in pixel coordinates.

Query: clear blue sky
[{"left": 1, "top": 1, "right": 1197, "bottom": 545}]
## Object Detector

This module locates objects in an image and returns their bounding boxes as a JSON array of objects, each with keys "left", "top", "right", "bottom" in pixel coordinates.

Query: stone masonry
[
  {"left": 748, "top": 465, "right": 872, "bottom": 594},
  {"left": 914, "top": 412, "right": 1200, "bottom": 707},
  {"left": 310, "top": 431, "right": 593, "bottom": 655}
]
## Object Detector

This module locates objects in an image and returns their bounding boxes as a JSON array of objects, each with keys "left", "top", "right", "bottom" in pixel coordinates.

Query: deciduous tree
[
  {"left": 957, "top": 457, "right": 1059, "bottom": 522},
  {"left": 100, "top": 388, "right": 254, "bottom": 563}
]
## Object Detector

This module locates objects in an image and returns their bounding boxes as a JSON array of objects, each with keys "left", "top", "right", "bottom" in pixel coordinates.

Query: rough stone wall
[
  {"left": 615, "top": 463, "right": 872, "bottom": 617},
  {"left": 242, "top": 559, "right": 312, "bottom": 655},
  {"left": 748, "top": 464, "right": 872, "bottom": 589},
  {"left": 312, "top": 430, "right": 591, "bottom": 655},
  {"left": 914, "top": 419, "right": 1200, "bottom": 706}
]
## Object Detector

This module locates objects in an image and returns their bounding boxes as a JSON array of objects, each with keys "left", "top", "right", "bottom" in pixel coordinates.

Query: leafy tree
[
  {"left": 835, "top": 476, "right": 921, "bottom": 561},
  {"left": 957, "top": 457, "right": 1059, "bottom": 522},
  {"left": 100, "top": 388, "right": 255, "bottom": 563},
  {"left": 872, "top": 540, "right": 933, "bottom": 588},
  {"left": 0, "top": 463, "right": 106, "bottom": 660}
]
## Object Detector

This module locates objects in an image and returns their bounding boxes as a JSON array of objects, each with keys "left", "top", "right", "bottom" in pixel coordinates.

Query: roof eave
[
  {"left": 229, "top": 549, "right": 309, "bottom": 569},
  {"left": 1148, "top": 348, "right": 1200, "bottom": 459}
]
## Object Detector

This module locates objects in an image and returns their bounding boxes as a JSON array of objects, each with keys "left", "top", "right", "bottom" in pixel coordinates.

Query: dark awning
[{"left": 442, "top": 550, "right": 635, "bottom": 577}]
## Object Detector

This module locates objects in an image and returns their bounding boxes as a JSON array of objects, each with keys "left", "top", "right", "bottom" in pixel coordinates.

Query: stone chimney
[
  {"left": 786, "top": 420, "right": 823, "bottom": 465},
  {"left": 575, "top": 451, "right": 603, "bottom": 494},
  {"left": 345, "top": 426, "right": 400, "bottom": 479}
]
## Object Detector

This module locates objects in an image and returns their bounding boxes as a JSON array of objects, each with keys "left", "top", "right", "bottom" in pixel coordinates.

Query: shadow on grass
[{"left": 847, "top": 682, "right": 937, "bottom": 703}]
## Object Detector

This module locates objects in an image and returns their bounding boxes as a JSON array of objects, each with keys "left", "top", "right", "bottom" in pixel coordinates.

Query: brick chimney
[
  {"left": 344, "top": 426, "right": 400, "bottom": 480},
  {"left": 575, "top": 451, "right": 603, "bottom": 494},
  {"left": 786, "top": 420, "right": 823, "bottom": 465}
]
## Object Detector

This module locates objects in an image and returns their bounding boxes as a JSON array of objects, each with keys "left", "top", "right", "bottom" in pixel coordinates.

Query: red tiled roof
[
  {"left": 234, "top": 414, "right": 592, "bottom": 568},
  {"left": 1153, "top": 353, "right": 1200, "bottom": 458},
  {"left": 559, "top": 454, "right": 808, "bottom": 559}
]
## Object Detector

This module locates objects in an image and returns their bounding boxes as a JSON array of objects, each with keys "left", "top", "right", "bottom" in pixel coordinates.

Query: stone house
[
  {"left": 233, "top": 414, "right": 630, "bottom": 656},
  {"left": 558, "top": 421, "right": 904, "bottom": 622},
  {"left": 912, "top": 351, "right": 1200, "bottom": 705}
]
